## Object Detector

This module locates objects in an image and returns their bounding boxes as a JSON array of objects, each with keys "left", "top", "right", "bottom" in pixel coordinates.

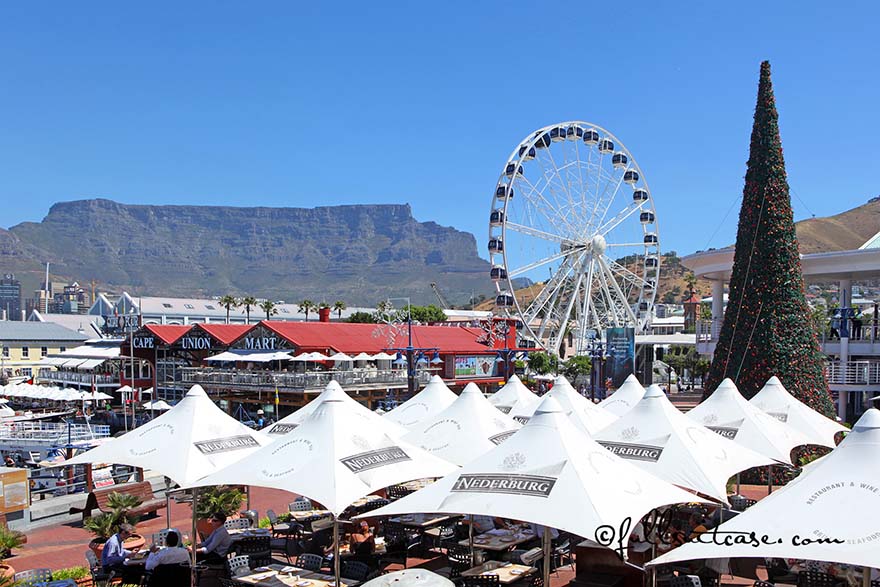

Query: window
[
  {"left": 21, "top": 347, "right": 29, "bottom": 358},
  {"left": 60, "top": 347, "right": 66, "bottom": 353},
  {"left": 162, "top": 303, "right": 173, "bottom": 308},
  {"left": 20, "top": 368, "right": 31, "bottom": 377},
  {"left": 280, "top": 308, "right": 290, "bottom": 314},
  {"left": 41, "top": 347, "right": 48, "bottom": 357},
  {"left": 184, "top": 304, "right": 195, "bottom": 309},
  {"left": 1, "top": 347, "right": 8, "bottom": 358},
  {"left": 205, "top": 304, "right": 216, "bottom": 310}
]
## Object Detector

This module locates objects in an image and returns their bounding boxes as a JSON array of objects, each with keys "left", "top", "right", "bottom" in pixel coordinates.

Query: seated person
[
  {"left": 349, "top": 521, "right": 375, "bottom": 555},
  {"left": 146, "top": 531, "right": 191, "bottom": 571},
  {"left": 102, "top": 523, "right": 142, "bottom": 583},
  {"left": 196, "top": 513, "right": 233, "bottom": 564},
  {"left": 3, "top": 455, "right": 15, "bottom": 468}
]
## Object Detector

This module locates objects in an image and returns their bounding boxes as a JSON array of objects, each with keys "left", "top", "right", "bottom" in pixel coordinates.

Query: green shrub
[
  {"left": 52, "top": 566, "right": 90, "bottom": 581},
  {"left": 0, "top": 526, "right": 24, "bottom": 559},
  {"left": 194, "top": 486, "right": 245, "bottom": 520}
]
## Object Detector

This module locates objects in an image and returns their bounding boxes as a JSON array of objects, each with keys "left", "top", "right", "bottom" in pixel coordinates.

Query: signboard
[
  {"left": 0, "top": 469, "right": 28, "bottom": 513},
  {"left": 92, "top": 465, "right": 116, "bottom": 489},
  {"left": 453, "top": 355, "right": 496, "bottom": 378},
  {"left": 102, "top": 314, "right": 141, "bottom": 335},
  {"left": 605, "top": 327, "right": 635, "bottom": 388},
  {"left": 232, "top": 325, "right": 287, "bottom": 352},
  {"left": 178, "top": 335, "right": 213, "bottom": 350}
]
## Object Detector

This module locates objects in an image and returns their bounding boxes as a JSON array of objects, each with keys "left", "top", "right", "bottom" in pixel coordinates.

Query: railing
[
  {"left": 29, "top": 464, "right": 136, "bottom": 504},
  {"left": 178, "top": 368, "right": 432, "bottom": 391},
  {"left": 39, "top": 371, "right": 118, "bottom": 386},
  {"left": 0, "top": 421, "right": 110, "bottom": 443},
  {"left": 695, "top": 319, "right": 722, "bottom": 343},
  {"left": 824, "top": 360, "right": 880, "bottom": 385}
]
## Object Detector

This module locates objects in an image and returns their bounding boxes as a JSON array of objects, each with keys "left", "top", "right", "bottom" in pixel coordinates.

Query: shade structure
[
  {"left": 383, "top": 375, "right": 457, "bottom": 428},
  {"left": 488, "top": 374, "right": 540, "bottom": 416},
  {"left": 686, "top": 378, "right": 810, "bottom": 465},
  {"left": 193, "top": 394, "right": 457, "bottom": 516},
  {"left": 116, "top": 385, "right": 133, "bottom": 393},
  {"left": 142, "top": 400, "right": 173, "bottom": 411},
  {"left": 594, "top": 385, "right": 775, "bottom": 503},
  {"left": 515, "top": 375, "right": 616, "bottom": 435},
  {"left": 329, "top": 352, "right": 354, "bottom": 362},
  {"left": 598, "top": 374, "right": 646, "bottom": 417},
  {"left": 403, "top": 382, "right": 520, "bottom": 466},
  {"left": 650, "top": 408, "right": 880, "bottom": 569},
  {"left": 365, "top": 396, "right": 705, "bottom": 557},
  {"left": 83, "top": 391, "right": 113, "bottom": 401},
  {"left": 371, "top": 352, "right": 397, "bottom": 361},
  {"left": 749, "top": 376, "right": 847, "bottom": 449},
  {"left": 265, "top": 381, "right": 407, "bottom": 438},
  {"left": 205, "top": 350, "right": 292, "bottom": 363},
  {"left": 352, "top": 352, "right": 374, "bottom": 361},
  {"left": 65, "top": 385, "right": 272, "bottom": 486}
]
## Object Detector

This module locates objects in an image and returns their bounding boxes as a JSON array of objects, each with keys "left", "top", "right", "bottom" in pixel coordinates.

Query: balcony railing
[
  {"left": 824, "top": 360, "right": 880, "bottom": 386},
  {"left": 696, "top": 319, "right": 722, "bottom": 343},
  {"left": 177, "top": 368, "right": 432, "bottom": 392},
  {"left": 38, "top": 371, "right": 118, "bottom": 386}
]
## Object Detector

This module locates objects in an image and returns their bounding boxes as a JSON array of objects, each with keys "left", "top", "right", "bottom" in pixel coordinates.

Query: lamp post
[
  {"left": 493, "top": 320, "right": 517, "bottom": 383},
  {"left": 589, "top": 338, "right": 605, "bottom": 402},
  {"left": 383, "top": 297, "right": 441, "bottom": 402}
]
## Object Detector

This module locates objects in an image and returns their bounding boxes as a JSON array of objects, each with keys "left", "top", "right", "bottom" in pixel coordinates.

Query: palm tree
[
  {"left": 259, "top": 300, "right": 278, "bottom": 321},
  {"left": 241, "top": 296, "right": 257, "bottom": 324},
  {"left": 332, "top": 300, "right": 347, "bottom": 320},
  {"left": 298, "top": 300, "right": 316, "bottom": 321},
  {"left": 219, "top": 295, "right": 239, "bottom": 324},
  {"left": 684, "top": 271, "right": 698, "bottom": 295}
]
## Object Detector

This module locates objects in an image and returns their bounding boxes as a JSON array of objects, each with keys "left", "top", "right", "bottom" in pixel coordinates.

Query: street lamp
[
  {"left": 493, "top": 320, "right": 518, "bottom": 383},
  {"left": 588, "top": 337, "right": 606, "bottom": 401}
]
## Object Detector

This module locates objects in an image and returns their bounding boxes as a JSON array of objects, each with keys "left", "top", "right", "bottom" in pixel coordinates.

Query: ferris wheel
[{"left": 488, "top": 121, "right": 660, "bottom": 356}]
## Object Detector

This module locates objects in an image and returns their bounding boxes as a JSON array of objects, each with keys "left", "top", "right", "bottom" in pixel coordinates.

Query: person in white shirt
[{"left": 145, "top": 531, "right": 191, "bottom": 571}]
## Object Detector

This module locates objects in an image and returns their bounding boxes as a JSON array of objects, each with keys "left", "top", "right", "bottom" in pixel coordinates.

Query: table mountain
[{"left": 4, "top": 199, "right": 492, "bottom": 306}]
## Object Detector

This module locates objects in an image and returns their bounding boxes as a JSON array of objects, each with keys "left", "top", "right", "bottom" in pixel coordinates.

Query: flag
[{"left": 275, "top": 386, "right": 279, "bottom": 409}]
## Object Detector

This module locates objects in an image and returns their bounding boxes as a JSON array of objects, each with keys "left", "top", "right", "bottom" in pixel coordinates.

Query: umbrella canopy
[
  {"left": 83, "top": 391, "right": 114, "bottom": 401},
  {"left": 371, "top": 352, "right": 397, "bottom": 361},
  {"left": 383, "top": 375, "right": 458, "bottom": 428},
  {"left": 65, "top": 385, "right": 272, "bottom": 486},
  {"left": 749, "top": 376, "right": 847, "bottom": 449},
  {"left": 488, "top": 374, "right": 540, "bottom": 416},
  {"left": 265, "top": 381, "right": 408, "bottom": 438},
  {"left": 594, "top": 385, "right": 775, "bottom": 503},
  {"left": 330, "top": 352, "right": 354, "bottom": 362},
  {"left": 142, "top": 400, "right": 173, "bottom": 410},
  {"left": 686, "top": 378, "right": 810, "bottom": 465},
  {"left": 598, "top": 374, "right": 646, "bottom": 417},
  {"left": 193, "top": 394, "right": 457, "bottom": 516},
  {"left": 403, "top": 382, "right": 521, "bottom": 466},
  {"left": 526, "top": 375, "right": 617, "bottom": 435},
  {"left": 365, "top": 396, "right": 705, "bottom": 551},
  {"left": 650, "top": 409, "right": 880, "bottom": 569},
  {"left": 116, "top": 385, "right": 134, "bottom": 393},
  {"left": 352, "top": 352, "right": 374, "bottom": 361}
]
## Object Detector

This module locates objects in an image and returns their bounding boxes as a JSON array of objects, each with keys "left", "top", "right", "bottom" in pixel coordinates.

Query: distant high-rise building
[{"left": 0, "top": 275, "right": 22, "bottom": 321}]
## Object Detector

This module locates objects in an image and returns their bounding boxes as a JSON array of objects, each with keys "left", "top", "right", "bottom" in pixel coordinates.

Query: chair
[
  {"left": 379, "top": 522, "right": 420, "bottom": 570},
  {"left": 798, "top": 571, "right": 844, "bottom": 587},
  {"left": 730, "top": 495, "right": 758, "bottom": 512},
  {"left": 13, "top": 569, "right": 54, "bottom": 586},
  {"left": 235, "top": 535, "right": 272, "bottom": 567},
  {"left": 85, "top": 549, "right": 115, "bottom": 586},
  {"left": 445, "top": 544, "right": 473, "bottom": 581},
  {"left": 152, "top": 528, "right": 181, "bottom": 548},
  {"left": 551, "top": 533, "right": 573, "bottom": 572},
  {"left": 271, "top": 523, "right": 305, "bottom": 563},
  {"left": 754, "top": 581, "right": 776, "bottom": 587},
  {"left": 146, "top": 562, "right": 191, "bottom": 587},
  {"left": 386, "top": 485, "right": 413, "bottom": 500},
  {"left": 766, "top": 559, "right": 799, "bottom": 584},
  {"left": 528, "top": 574, "right": 544, "bottom": 587},
  {"left": 290, "top": 499, "right": 313, "bottom": 512},
  {"left": 226, "top": 554, "right": 251, "bottom": 578},
  {"left": 219, "top": 580, "right": 239, "bottom": 587},
  {"left": 224, "top": 517, "right": 252, "bottom": 530},
  {"left": 341, "top": 561, "right": 372, "bottom": 582},
  {"left": 670, "top": 575, "right": 703, "bottom": 587},
  {"left": 462, "top": 576, "right": 501, "bottom": 587},
  {"left": 296, "top": 553, "right": 325, "bottom": 572},
  {"left": 267, "top": 508, "right": 293, "bottom": 536}
]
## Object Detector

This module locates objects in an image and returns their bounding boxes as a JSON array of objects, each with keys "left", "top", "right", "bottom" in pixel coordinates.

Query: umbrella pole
[
  {"left": 767, "top": 465, "right": 773, "bottom": 494},
  {"left": 542, "top": 526, "right": 551, "bottom": 587},
  {"left": 191, "top": 486, "right": 198, "bottom": 587},
  {"left": 862, "top": 568, "right": 872, "bottom": 587},
  {"left": 333, "top": 516, "right": 341, "bottom": 586},
  {"left": 650, "top": 543, "right": 657, "bottom": 587},
  {"left": 468, "top": 515, "right": 475, "bottom": 566},
  {"left": 165, "top": 476, "right": 171, "bottom": 528},
  {"left": 736, "top": 472, "right": 741, "bottom": 495}
]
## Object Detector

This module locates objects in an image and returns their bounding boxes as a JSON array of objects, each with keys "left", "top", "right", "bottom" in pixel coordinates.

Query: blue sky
[{"left": 2, "top": 1, "right": 878, "bottom": 259}]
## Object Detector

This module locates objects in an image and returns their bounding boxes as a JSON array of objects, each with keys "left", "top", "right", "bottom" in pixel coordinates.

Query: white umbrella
[
  {"left": 594, "top": 385, "right": 775, "bottom": 503},
  {"left": 265, "top": 381, "right": 408, "bottom": 438},
  {"left": 365, "top": 396, "right": 706, "bottom": 586},
  {"left": 329, "top": 352, "right": 354, "bottom": 362},
  {"left": 116, "top": 385, "right": 134, "bottom": 393},
  {"left": 488, "top": 374, "right": 540, "bottom": 416},
  {"left": 353, "top": 352, "right": 374, "bottom": 361},
  {"left": 749, "top": 376, "right": 847, "bottom": 449},
  {"left": 598, "top": 374, "right": 646, "bottom": 417},
  {"left": 84, "top": 391, "right": 113, "bottom": 401},
  {"left": 521, "top": 375, "right": 617, "bottom": 435},
  {"left": 305, "top": 352, "right": 331, "bottom": 361},
  {"left": 383, "top": 375, "right": 457, "bottom": 428},
  {"left": 371, "top": 352, "right": 397, "bottom": 361},
  {"left": 193, "top": 391, "right": 457, "bottom": 584},
  {"left": 404, "top": 382, "right": 520, "bottom": 466},
  {"left": 687, "top": 378, "right": 811, "bottom": 465},
  {"left": 142, "top": 400, "right": 173, "bottom": 411},
  {"left": 650, "top": 408, "right": 880, "bottom": 569},
  {"left": 66, "top": 384, "right": 272, "bottom": 486}
]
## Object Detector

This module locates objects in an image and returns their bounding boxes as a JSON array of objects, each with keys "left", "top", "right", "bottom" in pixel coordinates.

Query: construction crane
[{"left": 430, "top": 282, "right": 450, "bottom": 309}]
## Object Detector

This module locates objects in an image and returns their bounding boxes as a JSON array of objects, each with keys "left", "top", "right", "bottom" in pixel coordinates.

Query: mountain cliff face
[{"left": 4, "top": 199, "right": 491, "bottom": 305}]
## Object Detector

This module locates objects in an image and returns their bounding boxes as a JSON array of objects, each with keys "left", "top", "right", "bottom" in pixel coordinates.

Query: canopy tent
[
  {"left": 65, "top": 384, "right": 272, "bottom": 486},
  {"left": 265, "top": 380, "right": 408, "bottom": 438},
  {"left": 352, "top": 352, "right": 375, "bottom": 361},
  {"left": 142, "top": 400, "right": 173, "bottom": 411},
  {"left": 686, "top": 378, "right": 810, "bottom": 465},
  {"left": 594, "top": 385, "right": 775, "bottom": 503},
  {"left": 329, "top": 352, "right": 354, "bottom": 362},
  {"left": 193, "top": 392, "right": 457, "bottom": 585},
  {"left": 650, "top": 409, "right": 880, "bottom": 569},
  {"left": 749, "top": 376, "right": 847, "bottom": 449},
  {"left": 488, "top": 374, "right": 540, "bottom": 416},
  {"left": 365, "top": 396, "right": 706, "bottom": 586},
  {"left": 205, "top": 350, "right": 292, "bottom": 363},
  {"left": 82, "top": 390, "right": 113, "bottom": 401},
  {"left": 511, "top": 375, "right": 616, "bottom": 434},
  {"left": 403, "top": 382, "right": 520, "bottom": 466},
  {"left": 371, "top": 352, "right": 397, "bottom": 361},
  {"left": 383, "top": 375, "right": 458, "bottom": 428},
  {"left": 598, "top": 374, "right": 647, "bottom": 417}
]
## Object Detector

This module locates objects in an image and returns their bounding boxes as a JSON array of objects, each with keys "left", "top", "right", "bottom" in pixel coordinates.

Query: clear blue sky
[{"left": 2, "top": 1, "right": 878, "bottom": 259}]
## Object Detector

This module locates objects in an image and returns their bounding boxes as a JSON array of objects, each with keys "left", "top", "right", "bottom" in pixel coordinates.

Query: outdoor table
[
  {"left": 460, "top": 527, "right": 537, "bottom": 552},
  {"left": 339, "top": 536, "right": 387, "bottom": 556},
  {"left": 289, "top": 509, "right": 333, "bottom": 522},
  {"left": 461, "top": 561, "right": 536, "bottom": 584},
  {"left": 228, "top": 527, "right": 273, "bottom": 539},
  {"left": 232, "top": 563, "right": 361, "bottom": 587},
  {"left": 388, "top": 513, "right": 455, "bottom": 529},
  {"left": 350, "top": 495, "right": 383, "bottom": 507}
]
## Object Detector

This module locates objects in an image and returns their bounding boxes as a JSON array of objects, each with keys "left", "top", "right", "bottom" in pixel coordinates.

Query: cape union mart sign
[
  {"left": 451, "top": 473, "right": 557, "bottom": 497},
  {"left": 179, "top": 336, "right": 213, "bottom": 350}
]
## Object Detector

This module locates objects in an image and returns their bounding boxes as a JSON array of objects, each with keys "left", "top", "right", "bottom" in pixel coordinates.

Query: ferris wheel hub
[{"left": 589, "top": 234, "right": 607, "bottom": 255}]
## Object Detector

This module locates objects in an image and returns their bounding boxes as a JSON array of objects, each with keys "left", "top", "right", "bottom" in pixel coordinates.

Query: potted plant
[
  {"left": 193, "top": 485, "right": 245, "bottom": 539},
  {"left": 83, "top": 492, "right": 145, "bottom": 557},
  {"left": 52, "top": 566, "right": 93, "bottom": 587},
  {"left": 0, "top": 526, "right": 26, "bottom": 578}
]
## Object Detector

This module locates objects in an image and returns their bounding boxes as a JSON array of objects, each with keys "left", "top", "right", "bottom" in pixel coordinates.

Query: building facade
[{"left": 0, "top": 322, "right": 88, "bottom": 382}]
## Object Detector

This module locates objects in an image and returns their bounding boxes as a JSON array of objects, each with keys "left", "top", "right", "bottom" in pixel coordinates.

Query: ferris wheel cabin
[
  {"left": 518, "top": 145, "right": 537, "bottom": 160},
  {"left": 633, "top": 189, "right": 649, "bottom": 202},
  {"left": 644, "top": 233, "right": 658, "bottom": 245},
  {"left": 624, "top": 170, "right": 640, "bottom": 184},
  {"left": 495, "top": 292, "right": 515, "bottom": 308},
  {"left": 583, "top": 128, "right": 600, "bottom": 144},
  {"left": 505, "top": 163, "right": 524, "bottom": 177},
  {"left": 495, "top": 185, "right": 513, "bottom": 199},
  {"left": 640, "top": 211, "right": 655, "bottom": 224},
  {"left": 490, "top": 265, "right": 508, "bottom": 281},
  {"left": 566, "top": 126, "right": 584, "bottom": 140},
  {"left": 488, "top": 238, "right": 504, "bottom": 253},
  {"left": 490, "top": 209, "right": 504, "bottom": 226},
  {"left": 598, "top": 138, "right": 614, "bottom": 153},
  {"left": 612, "top": 152, "right": 628, "bottom": 168}
]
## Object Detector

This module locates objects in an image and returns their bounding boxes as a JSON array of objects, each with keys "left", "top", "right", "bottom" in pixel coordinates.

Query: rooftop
[{"left": 0, "top": 321, "right": 89, "bottom": 343}]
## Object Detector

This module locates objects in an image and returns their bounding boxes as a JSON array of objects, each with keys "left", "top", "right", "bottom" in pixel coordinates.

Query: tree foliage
[{"left": 528, "top": 351, "right": 558, "bottom": 375}]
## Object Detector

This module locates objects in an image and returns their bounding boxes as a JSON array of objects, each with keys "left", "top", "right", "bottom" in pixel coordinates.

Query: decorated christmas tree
[{"left": 705, "top": 61, "right": 834, "bottom": 416}]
